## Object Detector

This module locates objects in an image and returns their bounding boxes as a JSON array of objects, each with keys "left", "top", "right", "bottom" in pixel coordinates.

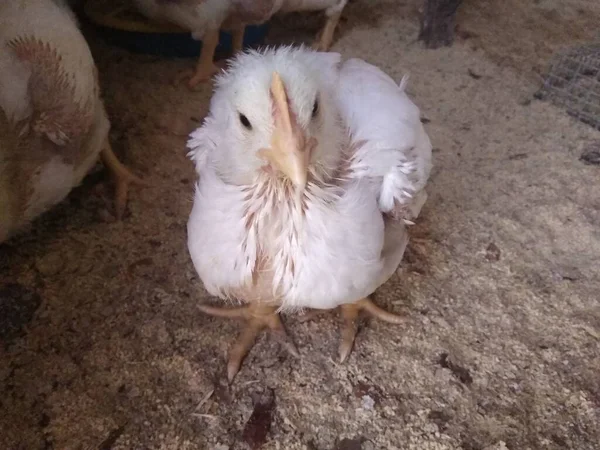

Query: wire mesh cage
[{"left": 536, "top": 43, "right": 600, "bottom": 131}]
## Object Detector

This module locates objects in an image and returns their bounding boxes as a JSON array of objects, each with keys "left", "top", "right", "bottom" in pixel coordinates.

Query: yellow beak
[{"left": 262, "top": 71, "right": 309, "bottom": 190}]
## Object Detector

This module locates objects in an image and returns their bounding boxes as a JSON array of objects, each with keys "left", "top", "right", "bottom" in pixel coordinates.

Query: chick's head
[{"left": 203, "top": 46, "right": 344, "bottom": 191}]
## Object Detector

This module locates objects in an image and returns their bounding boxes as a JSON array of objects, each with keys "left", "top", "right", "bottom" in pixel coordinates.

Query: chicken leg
[
  {"left": 231, "top": 24, "right": 246, "bottom": 54},
  {"left": 198, "top": 303, "right": 299, "bottom": 382},
  {"left": 300, "top": 298, "right": 405, "bottom": 363},
  {"left": 313, "top": 11, "right": 342, "bottom": 51},
  {"left": 180, "top": 29, "right": 221, "bottom": 89},
  {"left": 100, "top": 141, "right": 146, "bottom": 220}
]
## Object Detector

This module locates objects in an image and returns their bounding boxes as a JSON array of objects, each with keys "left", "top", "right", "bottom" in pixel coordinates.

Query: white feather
[{"left": 337, "top": 58, "right": 432, "bottom": 215}]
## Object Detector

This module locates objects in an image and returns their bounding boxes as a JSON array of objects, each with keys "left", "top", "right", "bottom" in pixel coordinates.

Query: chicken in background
[
  {"left": 0, "top": 0, "right": 145, "bottom": 243},
  {"left": 187, "top": 46, "right": 432, "bottom": 381},
  {"left": 131, "top": 0, "right": 349, "bottom": 88}
]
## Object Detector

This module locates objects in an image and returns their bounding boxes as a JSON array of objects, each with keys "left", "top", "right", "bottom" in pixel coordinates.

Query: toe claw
[
  {"left": 227, "top": 322, "right": 262, "bottom": 383},
  {"left": 359, "top": 298, "right": 405, "bottom": 324},
  {"left": 338, "top": 335, "right": 355, "bottom": 363},
  {"left": 337, "top": 298, "right": 405, "bottom": 362},
  {"left": 267, "top": 314, "right": 299, "bottom": 358},
  {"left": 176, "top": 64, "right": 220, "bottom": 90},
  {"left": 339, "top": 305, "right": 360, "bottom": 363},
  {"left": 199, "top": 304, "right": 298, "bottom": 382},
  {"left": 227, "top": 357, "right": 242, "bottom": 384},
  {"left": 272, "top": 326, "right": 300, "bottom": 358}
]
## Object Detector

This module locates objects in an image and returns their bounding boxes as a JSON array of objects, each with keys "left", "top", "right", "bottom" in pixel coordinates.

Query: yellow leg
[
  {"left": 100, "top": 141, "right": 146, "bottom": 220},
  {"left": 231, "top": 24, "right": 246, "bottom": 54},
  {"left": 301, "top": 298, "right": 405, "bottom": 363},
  {"left": 313, "top": 11, "right": 342, "bottom": 51},
  {"left": 181, "top": 29, "right": 221, "bottom": 89},
  {"left": 198, "top": 303, "right": 298, "bottom": 382}
]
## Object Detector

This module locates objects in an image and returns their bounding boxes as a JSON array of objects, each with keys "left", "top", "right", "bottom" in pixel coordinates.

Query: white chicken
[
  {"left": 0, "top": 0, "right": 144, "bottom": 243},
  {"left": 131, "top": 0, "right": 348, "bottom": 87},
  {"left": 187, "top": 46, "right": 432, "bottom": 381}
]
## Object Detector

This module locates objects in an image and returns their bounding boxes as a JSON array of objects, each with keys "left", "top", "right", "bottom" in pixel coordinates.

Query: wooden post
[{"left": 418, "top": 0, "right": 463, "bottom": 49}]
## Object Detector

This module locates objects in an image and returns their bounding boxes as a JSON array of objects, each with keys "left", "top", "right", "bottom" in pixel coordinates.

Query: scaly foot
[
  {"left": 178, "top": 28, "right": 222, "bottom": 89},
  {"left": 300, "top": 298, "right": 405, "bottom": 363},
  {"left": 100, "top": 142, "right": 146, "bottom": 220},
  {"left": 175, "top": 63, "right": 221, "bottom": 90},
  {"left": 198, "top": 303, "right": 298, "bottom": 382},
  {"left": 312, "top": 11, "right": 342, "bottom": 51}
]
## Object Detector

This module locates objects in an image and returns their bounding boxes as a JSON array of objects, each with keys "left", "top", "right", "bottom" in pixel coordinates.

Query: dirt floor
[{"left": 2, "top": 0, "right": 600, "bottom": 449}]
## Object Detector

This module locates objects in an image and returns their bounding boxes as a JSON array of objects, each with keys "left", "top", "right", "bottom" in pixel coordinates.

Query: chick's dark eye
[
  {"left": 311, "top": 98, "right": 319, "bottom": 119},
  {"left": 239, "top": 113, "right": 252, "bottom": 130}
]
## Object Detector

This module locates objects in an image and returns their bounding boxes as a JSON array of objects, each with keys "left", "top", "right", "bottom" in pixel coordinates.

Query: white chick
[
  {"left": 131, "top": 0, "right": 348, "bottom": 88},
  {"left": 187, "top": 46, "right": 432, "bottom": 381},
  {"left": 0, "top": 0, "right": 144, "bottom": 243}
]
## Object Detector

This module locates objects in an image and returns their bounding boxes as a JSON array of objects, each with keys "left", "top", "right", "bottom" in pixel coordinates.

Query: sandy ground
[{"left": 2, "top": 0, "right": 600, "bottom": 449}]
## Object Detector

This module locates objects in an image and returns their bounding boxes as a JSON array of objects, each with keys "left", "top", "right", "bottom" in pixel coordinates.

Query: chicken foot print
[
  {"left": 198, "top": 303, "right": 298, "bottom": 382},
  {"left": 100, "top": 141, "right": 146, "bottom": 220},
  {"left": 313, "top": 11, "right": 342, "bottom": 51}
]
